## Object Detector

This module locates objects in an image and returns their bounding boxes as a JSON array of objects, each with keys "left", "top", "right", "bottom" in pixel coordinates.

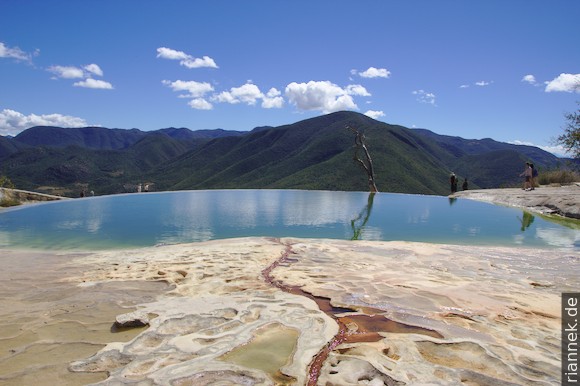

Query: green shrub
[
  {"left": 0, "top": 175, "right": 20, "bottom": 207},
  {"left": 537, "top": 169, "right": 580, "bottom": 185},
  {"left": 0, "top": 197, "right": 21, "bottom": 207},
  {"left": 0, "top": 175, "right": 15, "bottom": 189}
]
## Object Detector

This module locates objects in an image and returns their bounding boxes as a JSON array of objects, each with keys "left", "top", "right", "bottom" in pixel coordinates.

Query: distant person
[
  {"left": 137, "top": 183, "right": 142, "bottom": 193},
  {"left": 144, "top": 184, "right": 149, "bottom": 192},
  {"left": 449, "top": 172, "right": 458, "bottom": 194},
  {"left": 530, "top": 163, "right": 537, "bottom": 190},
  {"left": 462, "top": 178, "right": 468, "bottom": 190},
  {"left": 80, "top": 190, "right": 85, "bottom": 198},
  {"left": 520, "top": 162, "right": 532, "bottom": 191}
]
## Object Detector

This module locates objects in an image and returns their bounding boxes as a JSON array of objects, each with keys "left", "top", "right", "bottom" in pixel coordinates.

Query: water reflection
[
  {"left": 351, "top": 193, "right": 375, "bottom": 240},
  {"left": 517, "top": 211, "right": 535, "bottom": 232},
  {"left": 0, "top": 190, "right": 578, "bottom": 250}
]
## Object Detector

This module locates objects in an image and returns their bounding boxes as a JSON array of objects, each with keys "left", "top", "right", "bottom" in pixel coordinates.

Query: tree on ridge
[{"left": 555, "top": 101, "right": 580, "bottom": 159}]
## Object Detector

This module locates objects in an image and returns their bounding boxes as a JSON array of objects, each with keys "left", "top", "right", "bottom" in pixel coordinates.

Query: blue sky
[{"left": 1, "top": 1, "right": 579, "bottom": 156}]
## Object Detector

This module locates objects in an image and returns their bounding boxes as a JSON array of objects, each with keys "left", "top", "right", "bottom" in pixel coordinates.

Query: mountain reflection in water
[{"left": 0, "top": 190, "right": 577, "bottom": 250}]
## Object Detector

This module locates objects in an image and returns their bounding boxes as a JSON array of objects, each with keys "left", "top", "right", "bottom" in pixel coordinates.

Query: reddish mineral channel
[{"left": 262, "top": 240, "right": 442, "bottom": 385}]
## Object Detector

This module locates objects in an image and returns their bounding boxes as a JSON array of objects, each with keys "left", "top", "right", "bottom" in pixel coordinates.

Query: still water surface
[{"left": 0, "top": 190, "right": 578, "bottom": 250}]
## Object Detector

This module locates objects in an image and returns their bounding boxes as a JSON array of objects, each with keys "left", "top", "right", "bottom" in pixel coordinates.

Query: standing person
[
  {"left": 530, "top": 164, "right": 537, "bottom": 190},
  {"left": 520, "top": 162, "right": 532, "bottom": 191},
  {"left": 449, "top": 172, "right": 457, "bottom": 194},
  {"left": 462, "top": 178, "right": 468, "bottom": 190}
]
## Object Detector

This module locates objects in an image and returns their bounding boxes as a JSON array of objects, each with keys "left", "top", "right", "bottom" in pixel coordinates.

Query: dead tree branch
[{"left": 347, "top": 125, "right": 378, "bottom": 193}]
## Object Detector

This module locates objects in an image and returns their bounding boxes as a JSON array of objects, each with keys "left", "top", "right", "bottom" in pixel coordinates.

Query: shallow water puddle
[{"left": 219, "top": 322, "right": 298, "bottom": 384}]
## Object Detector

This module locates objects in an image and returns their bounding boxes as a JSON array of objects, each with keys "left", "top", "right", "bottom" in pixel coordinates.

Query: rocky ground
[
  {"left": 451, "top": 184, "right": 580, "bottom": 219},
  {"left": 0, "top": 187, "right": 68, "bottom": 206},
  {"left": 1, "top": 237, "right": 577, "bottom": 385},
  {"left": 0, "top": 185, "right": 578, "bottom": 385}
]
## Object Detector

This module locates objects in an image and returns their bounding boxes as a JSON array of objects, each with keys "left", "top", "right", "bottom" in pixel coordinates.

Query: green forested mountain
[{"left": 0, "top": 111, "right": 566, "bottom": 197}]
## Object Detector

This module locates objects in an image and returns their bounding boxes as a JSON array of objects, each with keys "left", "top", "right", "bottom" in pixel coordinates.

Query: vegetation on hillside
[
  {"left": 537, "top": 169, "right": 580, "bottom": 185},
  {"left": 0, "top": 111, "right": 573, "bottom": 197}
]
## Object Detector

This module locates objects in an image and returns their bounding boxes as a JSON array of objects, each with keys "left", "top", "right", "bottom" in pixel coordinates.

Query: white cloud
[
  {"left": 181, "top": 56, "right": 218, "bottom": 69},
  {"left": 84, "top": 63, "right": 103, "bottom": 77},
  {"left": 162, "top": 80, "right": 214, "bottom": 98},
  {"left": 48, "top": 63, "right": 112, "bottom": 89},
  {"left": 163, "top": 80, "right": 282, "bottom": 110},
  {"left": 364, "top": 110, "right": 385, "bottom": 120},
  {"left": 358, "top": 67, "right": 391, "bottom": 78},
  {"left": 73, "top": 78, "right": 113, "bottom": 89},
  {"left": 188, "top": 98, "right": 213, "bottom": 110},
  {"left": 412, "top": 89, "right": 436, "bottom": 106},
  {"left": 461, "top": 80, "right": 493, "bottom": 88},
  {"left": 212, "top": 84, "right": 284, "bottom": 108},
  {"left": 156, "top": 47, "right": 218, "bottom": 69},
  {"left": 285, "top": 81, "right": 359, "bottom": 113},
  {"left": 509, "top": 140, "right": 571, "bottom": 158},
  {"left": 48, "top": 65, "right": 85, "bottom": 79},
  {"left": 156, "top": 47, "right": 189, "bottom": 60},
  {"left": 545, "top": 73, "right": 580, "bottom": 93},
  {"left": 262, "top": 88, "right": 284, "bottom": 108},
  {"left": 0, "top": 109, "right": 89, "bottom": 136},
  {"left": 346, "top": 84, "right": 371, "bottom": 96},
  {"left": 522, "top": 74, "right": 537, "bottom": 85},
  {"left": 0, "top": 42, "right": 33, "bottom": 62},
  {"left": 213, "top": 83, "right": 263, "bottom": 105}
]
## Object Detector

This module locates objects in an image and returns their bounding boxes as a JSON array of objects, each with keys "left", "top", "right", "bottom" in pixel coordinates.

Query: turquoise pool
[{"left": 0, "top": 190, "right": 578, "bottom": 250}]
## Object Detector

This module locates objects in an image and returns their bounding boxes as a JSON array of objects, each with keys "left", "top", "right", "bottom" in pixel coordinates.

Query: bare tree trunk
[{"left": 347, "top": 126, "right": 378, "bottom": 193}]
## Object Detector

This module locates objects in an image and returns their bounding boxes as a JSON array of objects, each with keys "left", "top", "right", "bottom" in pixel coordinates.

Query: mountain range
[{"left": 0, "top": 111, "right": 571, "bottom": 197}]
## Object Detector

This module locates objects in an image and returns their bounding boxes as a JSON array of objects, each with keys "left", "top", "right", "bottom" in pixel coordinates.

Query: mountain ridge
[{"left": 0, "top": 111, "right": 569, "bottom": 197}]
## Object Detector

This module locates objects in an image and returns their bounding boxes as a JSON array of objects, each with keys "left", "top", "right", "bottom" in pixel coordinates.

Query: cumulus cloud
[
  {"left": 522, "top": 74, "right": 537, "bottom": 85},
  {"left": 188, "top": 98, "right": 213, "bottom": 110},
  {"left": 49, "top": 63, "right": 105, "bottom": 79},
  {"left": 156, "top": 47, "right": 218, "bottom": 69},
  {"left": 213, "top": 83, "right": 263, "bottom": 105},
  {"left": 285, "top": 81, "right": 362, "bottom": 113},
  {"left": 364, "top": 110, "right": 385, "bottom": 120},
  {"left": 47, "top": 63, "right": 113, "bottom": 89},
  {"left": 73, "top": 78, "right": 113, "bottom": 89},
  {"left": 345, "top": 84, "right": 371, "bottom": 96},
  {"left": 162, "top": 80, "right": 283, "bottom": 110},
  {"left": 0, "top": 42, "right": 34, "bottom": 62},
  {"left": 162, "top": 80, "right": 215, "bottom": 110},
  {"left": 156, "top": 47, "right": 190, "bottom": 60},
  {"left": 84, "top": 63, "right": 103, "bottom": 77},
  {"left": 181, "top": 56, "right": 218, "bottom": 69},
  {"left": 211, "top": 83, "right": 284, "bottom": 109},
  {"left": 262, "top": 88, "right": 284, "bottom": 108},
  {"left": 162, "top": 80, "right": 214, "bottom": 98},
  {"left": 358, "top": 67, "right": 391, "bottom": 79},
  {"left": 48, "top": 65, "right": 85, "bottom": 79},
  {"left": 412, "top": 89, "right": 436, "bottom": 106},
  {"left": 544, "top": 73, "right": 580, "bottom": 93},
  {"left": 0, "top": 109, "right": 89, "bottom": 136}
]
